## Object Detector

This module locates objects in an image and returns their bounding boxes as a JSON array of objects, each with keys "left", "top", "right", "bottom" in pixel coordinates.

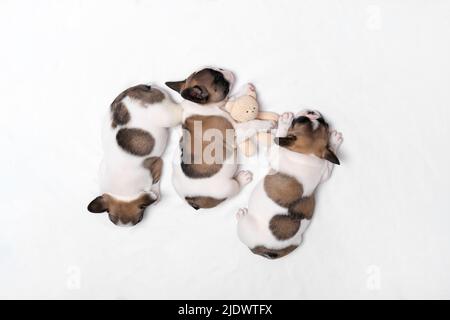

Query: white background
[{"left": 1, "top": 0, "right": 449, "bottom": 299}]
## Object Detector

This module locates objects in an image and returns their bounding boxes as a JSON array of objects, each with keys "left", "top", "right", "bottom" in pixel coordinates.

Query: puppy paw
[
  {"left": 236, "top": 208, "right": 248, "bottom": 220},
  {"left": 329, "top": 130, "right": 344, "bottom": 150},
  {"left": 279, "top": 112, "right": 294, "bottom": 127},
  {"left": 148, "top": 191, "right": 159, "bottom": 201},
  {"left": 247, "top": 83, "right": 256, "bottom": 92},
  {"left": 236, "top": 170, "right": 253, "bottom": 186},
  {"left": 258, "top": 120, "right": 276, "bottom": 132}
]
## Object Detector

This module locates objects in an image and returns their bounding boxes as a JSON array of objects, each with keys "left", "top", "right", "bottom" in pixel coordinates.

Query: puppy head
[
  {"left": 275, "top": 110, "right": 340, "bottom": 164},
  {"left": 166, "top": 67, "right": 235, "bottom": 104},
  {"left": 87, "top": 193, "right": 156, "bottom": 226}
]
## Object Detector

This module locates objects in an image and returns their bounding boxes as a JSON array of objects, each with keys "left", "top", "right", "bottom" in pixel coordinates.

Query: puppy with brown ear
[
  {"left": 166, "top": 67, "right": 273, "bottom": 210},
  {"left": 236, "top": 110, "right": 343, "bottom": 259},
  {"left": 87, "top": 84, "right": 182, "bottom": 226}
]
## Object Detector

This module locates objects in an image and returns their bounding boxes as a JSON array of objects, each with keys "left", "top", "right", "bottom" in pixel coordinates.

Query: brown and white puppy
[
  {"left": 236, "top": 110, "right": 343, "bottom": 259},
  {"left": 87, "top": 84, "right": 182, "bottom": 226},
  {"left": 166, "top": 68, "right": 273, "bottom": 210}
]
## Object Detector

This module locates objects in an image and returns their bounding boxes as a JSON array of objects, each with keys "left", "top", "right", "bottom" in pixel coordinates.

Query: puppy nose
[{"left": 307, "top": 111, "right": 316, "bottom": 115}]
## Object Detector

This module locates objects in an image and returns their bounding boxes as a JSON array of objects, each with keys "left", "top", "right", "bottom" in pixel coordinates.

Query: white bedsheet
[{"left": 0, "top": 0, "right": 449, "bottom": 299}]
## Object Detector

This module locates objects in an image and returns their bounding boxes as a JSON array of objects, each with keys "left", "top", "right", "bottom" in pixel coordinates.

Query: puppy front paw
[
  {"left": 236, "top": 208, "right": 248, "bottom": 220},
  {"left": 236, "top": 170, "right": 253, "bottom": 186},
  {"left": 329, "top": 130, "right": 344, "bottom": 150},
  {"left": 269, "top": 120, "right": 276, "bottom": 129},
  {"left": 279, "top": 112, "right": 294, "bottom": 128}
]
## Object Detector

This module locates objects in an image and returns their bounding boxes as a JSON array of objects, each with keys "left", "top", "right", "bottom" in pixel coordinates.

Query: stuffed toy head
[
  {"left": 225, "top": 84, "right": 259, "bottom": 122},
  {"left": 222, "top": 83, "right": 280, "bottom": 157}
]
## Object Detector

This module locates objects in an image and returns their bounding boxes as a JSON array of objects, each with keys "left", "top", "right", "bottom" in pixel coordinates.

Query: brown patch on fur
[
  {"left": 251, "top": 245, "right": 299, "bottom": 260},
  {"left": 180, "top": 115, "right": 234, "bottom": 178},
  {"left": 264, "top": 172, "right": 315, "bottom": 238},
  {"left": 166, "top": 68, "right": 230, "bottom": 104},
  {"left": 116, "top": 128, "right": 155, "bottom": 156},
  {"left": 264, "top": 172, "right": 303, "bottom": 207},
  {"left": 142, "top": 157, "right": 163, "bottom": 184},
  {"left": 269, "top": 214, "right": 302, "bottom": 240},
  {"left": 110, "top": 85, "right": 165, "bottom": 128},
  {"left": 185, "top": 196, "right": 226, "bottom": 210},
  {"left": 111, "top": 101, "right": 130, "bottom": 128},
  {"left": 126, "top": 85, "right": 165, "bottom": 105},
  {"left": 276, "top": 116, "right": 339, "bottom": 164},
  {"left": 87, "top": 193, "right": 155, "bottom": 225},
  {"left": 289, "top": 195, "right": 315, "bottom": 220}
]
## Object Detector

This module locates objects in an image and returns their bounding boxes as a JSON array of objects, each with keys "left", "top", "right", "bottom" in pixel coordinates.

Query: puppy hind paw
[
  {"left": 236, "top": 170, "right": 253, "bottom": 186},
  {"left": 148, "top": 191, "right": 159, "bottom": 201},
  {"left": 236, "top": 208, "right": 248, "bottom": 220}
]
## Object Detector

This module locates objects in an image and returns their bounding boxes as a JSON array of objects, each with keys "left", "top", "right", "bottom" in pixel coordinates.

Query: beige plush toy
[{"left": 224, "top": 84, "right": 279, "bottom": 157}]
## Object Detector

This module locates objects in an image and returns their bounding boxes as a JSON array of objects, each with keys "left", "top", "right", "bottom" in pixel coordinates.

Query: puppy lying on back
[
  {"left": 166, "top": 68, "right": 274, "bottom": 210},
  {"left": 87, "top": 85, "right": 181, "bottom": 225},
  {"left": 237, "top": 110, "right": 343, "bottom": 259}
]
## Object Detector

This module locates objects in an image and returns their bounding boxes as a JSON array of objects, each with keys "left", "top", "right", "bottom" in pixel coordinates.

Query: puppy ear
[
  {"left": 165, "top": 80, "right": 185, "bottom": 93},
  {"left": 139, "top": 193, "right": 156, "bottom": 209},
  {"left": 181, "top": 85, "right": 209, "bottom": 104},
  {"left": 322, "top": 148, "right": 340, "bottom": 165},
  {"left": 275, "top": 135, "right": 296, "bottom": 147},
  {"left": 87, "top": 195, "right": 108, "bottom": 213}
]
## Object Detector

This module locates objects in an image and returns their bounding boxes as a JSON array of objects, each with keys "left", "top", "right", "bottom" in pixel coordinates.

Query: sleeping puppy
[
  {"left": 166, "top": 68, "right": 273, "bottom": 210},
  {"left": 236, "top": 110, "right": 343, "bottom": 259},
  {"left": 87, "top": 84, "right": 182, "bottom": 225}
]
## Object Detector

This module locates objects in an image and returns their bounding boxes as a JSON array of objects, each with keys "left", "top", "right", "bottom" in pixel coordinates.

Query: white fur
[
  {"left": 237, "top": 112, "right": 343, "bottom": 251},
  {"left": 202, "top": 66, "right": 235, "bottom": 85},
  {"left": 99, "top": 86, "right": 182, "bottom": 201},
  {"left": 172, "top": 100, "right": 246, "bottom": 201},
  {"left": 171, "top": 71, "right": 274, "bottom": 206}
]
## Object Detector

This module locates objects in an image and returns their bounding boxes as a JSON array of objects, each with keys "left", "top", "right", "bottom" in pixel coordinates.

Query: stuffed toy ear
[
  {"left": 322, "top": 148, "right": 340, "bottom": 165},
  {"left": 181, "top": 85, "right": 209, "bottom": 104},
  {"left": 165, "top": 80, "right": 185, "bottom": 93},
  {"left": 275, "top": 135, "right": 296, "bottom": 147},
  {"left": 87, "top": 195, "right": 108, "bottom": 213}
]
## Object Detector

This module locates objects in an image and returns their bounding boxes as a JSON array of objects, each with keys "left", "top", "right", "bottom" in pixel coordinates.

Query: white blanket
[{"left": 0, "top": 0, "right": 449, "bottom": 299}]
